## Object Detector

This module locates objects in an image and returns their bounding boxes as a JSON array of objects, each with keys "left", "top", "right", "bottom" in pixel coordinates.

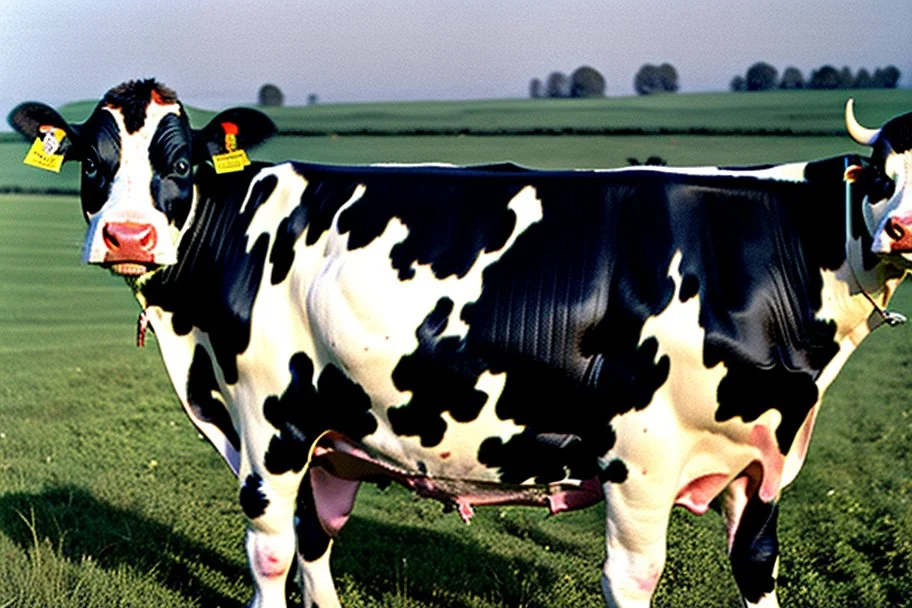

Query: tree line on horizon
[
  {"left": 530, "top": 64, "right": 679, "bottom": 98},
  {"left": 730, "top": 62, "right": 902, "bottom": 91},
  {"left": 528, "top": 62, "right": 902, "bottom": 99},
  {"left": 254, "top": 60, "right": 902, "bottom": 108},
  {"left": 258, "top": 84, "right": 318, "bottom": 107}
]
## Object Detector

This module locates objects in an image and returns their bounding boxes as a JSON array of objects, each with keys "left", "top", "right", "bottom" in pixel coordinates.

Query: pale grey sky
[{"left": 1, "top": 0, "right": 909, "bottom": 123}]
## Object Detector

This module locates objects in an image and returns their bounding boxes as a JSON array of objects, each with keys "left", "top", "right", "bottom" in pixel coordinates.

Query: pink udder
[
  {"left": 310, "top": 467, "right": 361, "bottom": 536},
  {"left": 547, "top": 477, "right": 604, "bottom": 513}
]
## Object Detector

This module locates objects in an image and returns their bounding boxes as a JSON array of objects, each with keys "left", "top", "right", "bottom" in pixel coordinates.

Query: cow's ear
[
  {"left": 844, "top": 164, "right": 868, "bottom": 184},
  {"left": 192, "top": 108, "right": 277, "bottom": 166},
  {"left": 844, "top": 156, "right": 874, "bottom": 186},
  {"left": 7, "top": 102, "right": 82, "bottom": 161}
]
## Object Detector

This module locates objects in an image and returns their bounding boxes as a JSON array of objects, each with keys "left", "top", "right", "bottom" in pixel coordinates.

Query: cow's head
[
  {"left": 8, "top": 79, "right": 276, "bottom": 276},
  {"left": 845, "top": 100, "right": 912, "bottom": 262}
]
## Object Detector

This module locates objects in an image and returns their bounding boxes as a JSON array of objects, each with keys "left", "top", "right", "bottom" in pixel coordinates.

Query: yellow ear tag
[
  {"left": 23, "top": 127, "right": 66, "bottom": 173},
  {"left": 212, "top": 149, "right": 251, "bottom": 174},
  {"left": 212, "top": 122, "right": 251, "bottom": 174}
]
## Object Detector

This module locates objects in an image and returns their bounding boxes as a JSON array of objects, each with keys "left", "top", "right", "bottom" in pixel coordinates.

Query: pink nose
[{"left": 102, "top": 221, "right": 157, "bottom": 262}]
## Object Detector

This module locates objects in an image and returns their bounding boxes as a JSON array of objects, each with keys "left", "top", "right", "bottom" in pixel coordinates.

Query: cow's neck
[
  {"left": 131, "top": 164, "right": 268, "bottom": 385},
  {"left": 829, "top": 238, "right": 907, "bottom": 348}
]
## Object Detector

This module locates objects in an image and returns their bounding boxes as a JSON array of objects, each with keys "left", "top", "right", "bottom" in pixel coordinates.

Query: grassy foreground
[
  {"left": 1, "top": 195, "right": 910, "bottom": 608},
  {"left": 1, "top": 91, "right": 911, "bottom": 607}
]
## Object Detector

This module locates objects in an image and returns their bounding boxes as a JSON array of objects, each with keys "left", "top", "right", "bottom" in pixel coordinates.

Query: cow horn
[{"left": 845, "top": 99, "right": 880, "bottom": 146}]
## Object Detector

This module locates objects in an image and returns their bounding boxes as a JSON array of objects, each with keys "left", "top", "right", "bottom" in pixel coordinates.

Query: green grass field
[{"left": 1, "top": 91, "right": 911, "bottom": 607}]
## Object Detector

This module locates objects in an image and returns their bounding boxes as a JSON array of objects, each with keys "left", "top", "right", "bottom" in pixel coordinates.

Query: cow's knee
[
  {"left": 247, "top": 526, "right": 296, "bottom": 582},
  {"left": 729, "top": 494, "right": 780, "bottom": 607},
  {"left": 240, "top": 471, "right": 300, "bottom": 608},
  {"left": 601, "top": 549, "right": 663, "bottom": 608}
]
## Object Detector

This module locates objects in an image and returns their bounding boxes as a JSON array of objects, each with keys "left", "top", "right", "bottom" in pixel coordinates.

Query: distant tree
[
  {"left": 838, "top": 66, "right": 855, "bottom": 89},
  {"left": 779, "top": 66, "right": 804, "bottom": 90},
  {"left": 657, "top": 63, "right": 679, "bottom": 92},
  {"left": 872, "top": 65, "right": 901, "bottom": 88},
  {"left": 529, "top": 78, "right": 544, "bottom": 99},
  {"left": 570, "top": 65, "right": 606, "bottom": 98},
  {"left": 258, "top": 83, "right": 284, "bottom": 107},
  {"left": 853, "top": 68, "right": 873, "bottom": 89},
  {"left": 546, "top": 71, "right": 571, "bottom": 98},
  {"left": 730, "top": 75, "right": 747, "bottom": 92},
  {"left": 634, "top": 64, "right": 662, "bottom": 95},
  {"left": 809, "top": 65, "right": 841, "bottom": 89},
  {"left": 307, "top": 94, "right": 319, "bottom": 105},
  {"left": 634, "top": 63, "right": 679, "bottom": 95},
  {"left": 627, "top": 156, "right": 668, "bottom": 166},
  {"left": 745, "top": 62, "right": 778, "bottom": 91}
]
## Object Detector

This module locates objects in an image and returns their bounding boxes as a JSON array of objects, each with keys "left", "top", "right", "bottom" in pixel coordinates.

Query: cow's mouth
[{"left": 106, "top": 262, "right": 159, "bottom": 276}]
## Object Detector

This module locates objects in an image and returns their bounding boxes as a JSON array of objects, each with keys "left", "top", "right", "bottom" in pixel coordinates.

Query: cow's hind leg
[{"left": 723, "top": 479, "right": 781, "bottom": 608}]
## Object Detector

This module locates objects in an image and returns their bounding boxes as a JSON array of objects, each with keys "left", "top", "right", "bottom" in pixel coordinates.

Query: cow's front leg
[
  {"left": 601, "top": 481, "right": 673, "bottom": 608},
  {"left": 240, "top": 463, "right": 305, "bottom": 608},
  {"left": 722, "top": 479, "right": 781, "bottom": 608}
]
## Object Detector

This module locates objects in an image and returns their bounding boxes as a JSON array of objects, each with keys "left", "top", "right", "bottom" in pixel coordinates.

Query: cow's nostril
[
  {"left": 139, "top": 229, "right": 155, "bottom": 250},
  {"left": 102, "top": 225, "right": 120, "bottom": 249},
  {"left": 886, "top": 218, "right": 906, "bottom": 242}
]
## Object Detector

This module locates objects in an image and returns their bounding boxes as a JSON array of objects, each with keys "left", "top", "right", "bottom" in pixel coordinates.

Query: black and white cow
[{"left": 9, "top": 80, "right": 912, "bottom": 608}]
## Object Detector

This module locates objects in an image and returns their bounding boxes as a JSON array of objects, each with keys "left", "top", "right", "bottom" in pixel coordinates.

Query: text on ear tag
[
  {"left": 23, "top": 126, "right": 66, "bottom": 172},
  {"left": 212, "top": 150, "right": 251, "bottom": 173},
  {"left": 212, "top": 121, "right": 251, "bottom": 174}
]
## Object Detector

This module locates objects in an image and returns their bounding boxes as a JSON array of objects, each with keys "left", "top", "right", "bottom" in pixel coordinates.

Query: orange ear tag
[
  {"left": 844, "top": 164, "right": 866, "bottom": 184},
  {"left": 23, "top": 126, "right": 66, "bottom": 172},
  {"left": 212, "top": 121, "right": 251, "bottom": 174}
]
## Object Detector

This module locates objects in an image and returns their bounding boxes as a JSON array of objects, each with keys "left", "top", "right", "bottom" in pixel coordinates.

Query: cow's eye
[
  {"left": 869, "top": 176, "right": 896, "bottom": 202},
  {"left": 83, "top": 157, "right": 98, "bottom": 179},
  {"left": 173, "top": 159, "right": 190, "bottom": 177}
]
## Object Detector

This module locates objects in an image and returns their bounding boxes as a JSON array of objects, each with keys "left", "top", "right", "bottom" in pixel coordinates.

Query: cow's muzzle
[{"left": 101, "top": 221, "right": 159, "bottom": 276}]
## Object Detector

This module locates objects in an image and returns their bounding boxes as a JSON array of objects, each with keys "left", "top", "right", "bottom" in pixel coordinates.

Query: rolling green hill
[{"left": 45, "top": 88, "right": 912, "bottom": 135}]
